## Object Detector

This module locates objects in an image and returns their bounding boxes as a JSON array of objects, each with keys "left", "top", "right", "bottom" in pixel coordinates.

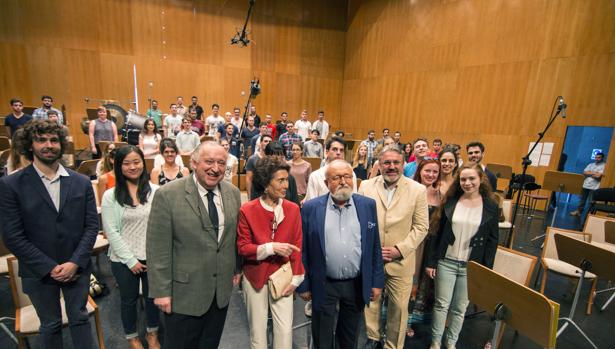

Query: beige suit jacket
[
  {"left": 147, "top": 176, "right": 242, "bottom": 316},
  {"left": 358, "top": 175, "right": 429, "bottom": 277}
]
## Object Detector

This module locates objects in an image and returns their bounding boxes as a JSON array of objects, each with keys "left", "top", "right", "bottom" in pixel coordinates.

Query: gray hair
[
  {"left": 379, "top": 145, "right": 403, "bottom": 161},
  {"left": 325, "top": 159, "right": 353, "bottom": 178},
  {"left": 191, "top": 141, "right": 225, "bottom": 163}
]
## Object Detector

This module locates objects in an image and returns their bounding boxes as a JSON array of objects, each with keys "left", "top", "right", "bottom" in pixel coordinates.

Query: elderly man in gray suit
[{"left": 147, "top": 141, "right": 242, "bottom": 348}]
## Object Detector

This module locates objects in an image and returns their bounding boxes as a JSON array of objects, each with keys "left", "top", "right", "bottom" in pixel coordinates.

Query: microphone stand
[
  {"left": 235, "top": 80, "right": 261, "bottom": 189},
  {"left": 506, "top": 96, "right": 565, "bottom": 248}
]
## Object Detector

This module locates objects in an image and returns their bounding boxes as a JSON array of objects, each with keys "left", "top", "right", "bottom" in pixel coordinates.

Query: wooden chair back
[
  {"left": 494, "top": 246, "right": 537, "bottom": 286},
  {"left": 583, "top": 214, "right": 615, "bottom": 244},
  {"left": 542, "top": 227, "right": 590, "bottom": 260},
  {"left": 0, "top": 136, "right": 10, "bottom": 151}
]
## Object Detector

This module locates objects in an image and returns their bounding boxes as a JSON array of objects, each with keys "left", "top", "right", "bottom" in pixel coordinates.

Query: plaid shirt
[
  {"left": 361, "top": 139, "right": 378, "bottom": 165},
  {"left": 279, "top": 132, "right": 303, "bottom": 160},
  {"left": 32, "top": 107, "right": 63, "bottom": 125}
]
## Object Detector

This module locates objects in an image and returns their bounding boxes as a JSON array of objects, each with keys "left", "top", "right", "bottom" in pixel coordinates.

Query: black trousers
[
  {"left": 162, "top": 295, "right": 229, "bottom": 349},
  {"left": 22, "top": 270, "right": 93, "bottom": 349},
  {"left": 312, "top": 277, "right": 364, "bottom": 349}
]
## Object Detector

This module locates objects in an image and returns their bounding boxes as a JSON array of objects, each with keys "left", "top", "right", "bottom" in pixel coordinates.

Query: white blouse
[{"left": 445, "top": 201, "right": 483, "bottom": 262}]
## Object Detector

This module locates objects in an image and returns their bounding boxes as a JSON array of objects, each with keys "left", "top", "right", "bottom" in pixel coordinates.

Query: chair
[
  {"left": 0, "top": 136, "right": 10, "bottom": 151},
  {"left": 145, "top": 158, "right": 155, "bottom": 175},
  {"left": 62, "top": 141, "right": 76, "bottom": 169},
  {"left": 6, "top": 257, "right": 105, "bottom": 349},
  {"left": 76, "top": 160, "right": 99, "bottom": 178},
  {"left": 522, "top": 183, "right": 549, "bottom": 218},
  {"left": 589, "top": 187, "right": 615, "bottom": 215},
  {"left": 584, "top": 216, "right": 615, "bottom": 312},
  {"left": 91, "top": 233, "right": 110, "bottom": 268},
  {"left": 583, "top": 214, "right": 615, "bottom": 253},
  {"left": 0, "top": 238, "right": 14, "bottom": 277},
  {"left": 494, "top": 246, "right": 537, "bottom": 286},
  {"left": 539, "top": 227, "right": 597, "bottom": 315},
  {"left": 304, "top": 157, "right": 322, "bottom": 171},
  {"left": 0, "top": 149, "right": 10, "bottom": 172},
  {"left": 98, "top": 141, "right": 128, "bottom": 155},
  {"left": 181, "top": 154, "right": 191, "bottom": 169}
]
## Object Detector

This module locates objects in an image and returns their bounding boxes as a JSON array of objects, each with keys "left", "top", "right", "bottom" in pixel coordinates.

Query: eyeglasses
[{"left": 328, "top": 175, "right": 353, "bottom": 182}]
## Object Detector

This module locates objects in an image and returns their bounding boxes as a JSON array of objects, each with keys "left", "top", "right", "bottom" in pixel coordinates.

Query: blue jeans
[
  {"left": 431, "top": 259, "right": 470, "bottom": 347},
  {"left": 111, "top": 261, "right": 159, "bottom": 338}
]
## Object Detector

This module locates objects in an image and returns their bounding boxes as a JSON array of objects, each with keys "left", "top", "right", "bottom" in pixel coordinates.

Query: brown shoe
[
  {"left": 146, "top": 332, "right": 161, "bottom": 349},
  {"left": 128, "top": 337, "right": 144, "bottom": 349}
]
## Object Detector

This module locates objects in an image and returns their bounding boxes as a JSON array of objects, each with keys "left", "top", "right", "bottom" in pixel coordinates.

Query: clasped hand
[{"left": 50, "top": 262, "right": 79, "bottom": 283}]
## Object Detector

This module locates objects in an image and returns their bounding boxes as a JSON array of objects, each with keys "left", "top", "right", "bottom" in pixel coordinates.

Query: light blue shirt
[
  {"left": 403, "top": 161, "right": 418, "bottom": 178},
  {"left": 324, "top": 195, "right": 362, "bottom": 279}
]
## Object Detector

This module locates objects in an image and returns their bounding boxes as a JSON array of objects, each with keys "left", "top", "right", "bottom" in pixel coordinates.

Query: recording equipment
[
  {"left": 559, "top": 97, "right": 567, "bottom": 118},
  {"left": 231, "top": 0, "right": 256, "bottom": 47}
]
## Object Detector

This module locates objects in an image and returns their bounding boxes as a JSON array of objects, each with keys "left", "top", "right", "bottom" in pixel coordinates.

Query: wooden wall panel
[
  {"left": 0, "top": 0, "right": 346, "bottom": 148},
  {"left": 342, "top": 0, "right": 615, "bottom": 187}
]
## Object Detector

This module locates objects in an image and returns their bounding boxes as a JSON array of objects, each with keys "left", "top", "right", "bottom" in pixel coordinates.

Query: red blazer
[{"left": 237, "top": 198, "right": 304, "bottom": 289}]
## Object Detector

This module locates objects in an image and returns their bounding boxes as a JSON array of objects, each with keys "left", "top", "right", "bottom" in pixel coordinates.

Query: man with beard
[
  {"left": 0, "top": 120, "right": 99, "bottom": 348},
  {"left": 466, "top": 141, "right": 498, "bottom": 191},
  {"left": 299, "top": 160, "right": 384, "bottom": 349},
  {"left": 32, "top": 95, "right": 64, "bottom": 125},
  {"left": 359, "top": 147, "right": 429, "bottom": 349},
  {"left": 147, "top": 141, "right": 242, "bottom": 348}
]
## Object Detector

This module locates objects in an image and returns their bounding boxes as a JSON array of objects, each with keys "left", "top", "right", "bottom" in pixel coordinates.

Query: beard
[
  {"left": 331, "top": 185, "right": 352, "bottom": 202},
  {"left": 34, "top": 148, "right": 62, "bottom": 165}
]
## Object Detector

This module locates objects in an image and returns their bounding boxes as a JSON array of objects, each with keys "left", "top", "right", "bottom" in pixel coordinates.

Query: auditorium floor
[{"left": 1, "top": 197, "right": 614, "bottom": 348}]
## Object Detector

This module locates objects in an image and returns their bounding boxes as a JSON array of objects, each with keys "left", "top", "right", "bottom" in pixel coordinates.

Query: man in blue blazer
[
  {"left": 0, "top": 120, "right": 99, "bottom": 349},
  {"left": 298, "top": 160, "right": 384, "bottom": 349}
]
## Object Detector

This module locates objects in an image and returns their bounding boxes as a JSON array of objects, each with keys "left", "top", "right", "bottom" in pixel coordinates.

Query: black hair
[
  {"left": 41, "top": 95, "right": 53, "bottom": 101},
  {"left": 113, "top": 146, "right": 151, "bottom": 207},
  {"left": 466, "top": 141, "right": 485, "bottom": 152},
  {"left": 326, "top": 136, "right": 346, "bottom": 151},
  {"left": 212, "top": 103, "right": 220, "bottom": 109},
  {"left": 10, "top": 98, "right": 22, "bottom": 105},
  {"left": 264, "top": 141, "right": 285, "bottom": 156}
]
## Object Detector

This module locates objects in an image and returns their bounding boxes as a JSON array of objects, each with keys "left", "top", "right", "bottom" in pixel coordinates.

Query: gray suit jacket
[{"left": 147, "top": 176, "right": 242, "bottom": 316}]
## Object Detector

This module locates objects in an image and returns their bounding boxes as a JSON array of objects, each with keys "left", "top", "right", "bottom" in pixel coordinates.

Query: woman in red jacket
[{"left": 237, "top": 156, "right": 304, "bottom": 349}]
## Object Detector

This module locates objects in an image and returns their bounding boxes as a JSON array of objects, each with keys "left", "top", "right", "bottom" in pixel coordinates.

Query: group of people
[{"left": 1, "top": 112, "right": 505, "bottom": 349}]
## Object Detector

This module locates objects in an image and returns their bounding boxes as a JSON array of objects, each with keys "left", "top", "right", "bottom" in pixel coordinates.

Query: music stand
[
  {"left": 467, "top": 261, "right": 559, "bottom": 349},
  {"left": 554, "top": 234, "right": 615, "bottom": 348},
  {"left": 530, "top": 171, "right": 584, "bottom": 242}
]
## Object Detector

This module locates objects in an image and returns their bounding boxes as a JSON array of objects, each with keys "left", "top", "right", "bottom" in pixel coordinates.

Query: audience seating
[
  {"left": 589, "top": 188, "right": 615, "bottom": 215},
  {"left": 583, "top": 214, "right": 615, "bottom": 253},
  {"left": 76, "top": 160, "right": 99, "bottom": 178},
  {"left": 98, "top": 141, "right": 128, "bottom": 155},
  {"left": 0, "top": 136, "right": 9, "bottom": 152},
  {"left": 6, "top": 257, "right": 105, "bottom": 349},
  {"left": 539, "top": 227, "right": 596, "bottom": 315},
  {"left": 304, "top": 157, "right": 322, "bottom": 171},
  {"left": 145, "top": 158, "right": 155, "bottom": 175}
]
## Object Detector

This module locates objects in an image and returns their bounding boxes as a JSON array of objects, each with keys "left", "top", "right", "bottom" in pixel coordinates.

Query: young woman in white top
[
  {"left": 101, "top": 146, "right": 160, "bottom": 349},
  {"left": 138, "top": 118, "right": 160, "bottom": 159},
  {"left": 425, "top": 163, "right": 499, "bottom": 349}
]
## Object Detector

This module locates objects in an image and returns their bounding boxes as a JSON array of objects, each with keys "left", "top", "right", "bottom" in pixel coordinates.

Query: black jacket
[{"left": 426, "top": 195, "right": 499, "bottom": 269}]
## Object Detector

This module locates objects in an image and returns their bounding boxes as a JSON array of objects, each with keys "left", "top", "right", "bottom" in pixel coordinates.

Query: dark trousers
[
  {"left": 111, "top": 261, "right": 159, "bottom": 338},
  {"left": 577, "top": 188, "right": 594, "bottom": 212},
  {"left": 162, "top": 295, "right": 229, "bottom": 349},
  {"left": 312, "top": 277, "right": 364, "bottom": 349},
  {"left": 22, "top": 271, "right": 94, "bottom": 349}
]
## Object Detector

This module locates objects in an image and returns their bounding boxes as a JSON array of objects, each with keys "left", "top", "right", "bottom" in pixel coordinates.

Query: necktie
[{"left": 206, "top": 190, "right": 219, "bottom": 234}]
